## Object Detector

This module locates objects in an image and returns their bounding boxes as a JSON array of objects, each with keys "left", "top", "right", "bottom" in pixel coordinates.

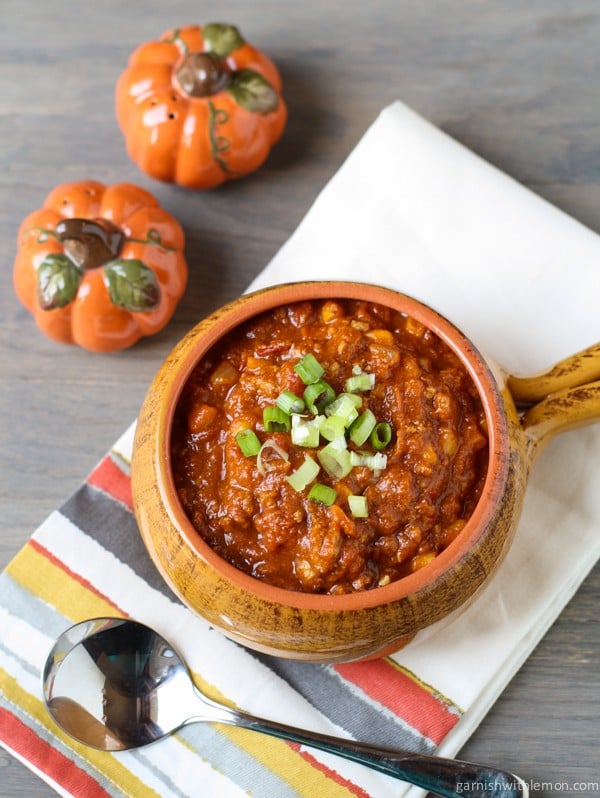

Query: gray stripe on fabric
[
  {"left": 169, "top": 724, "right": 302, "bottom": 798},
  {"left": 0, "top": 636, "right": 39, "bottom": 681},
  {"left": 59, "top": 484, "right": 177, "bottom": 600},
  {"left": 0, "top": 571, "right": 79, "bottom": 648},
  {"left": 251, "top": 653, "right": 434, "bottom": 755},
  {"left": 0, "top": 573, "right": 299, "bottom": 798},
  {"left": 58, "top": 482, "right": 433, "bottom": 757}
]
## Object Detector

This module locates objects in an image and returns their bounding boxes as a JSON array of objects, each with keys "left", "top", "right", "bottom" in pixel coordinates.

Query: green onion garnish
[
  {"left": 350, "top": 451, "right": 388, "bottom": 471},
  {"left": 349, "top": 409, "right": 377, "bottom": 446},
  {"left": 294, "top": 353, "right": 325, "bottom": 384},
  {"left": 303, "top": 380, "right": 336, "bottom": 414},
  {"left": 276, "top": 390, "right": 305, "bottom": 415},
  {"left": 345, "top": 372, "right": 375, "bottom": 392},
  {"left": 285, "top": 454, "right": 320, "bottom": 491},
  {"left": 319, "top": 414, "right": 346, "bottom": 442},
  {"left": 240, "top": 353, "right": 394, "bottom": 519},
  {"left": 235, "top": 428, "right": 261, "bottom": 457},
  {"left": 263, "top": 406, "right": 291, "bottom": 432},
  {"left": 318, "top": 439, "right": 352, "bottom": 478},
  {"left": 308, "top": 483, "right": 337, "bottom": 505},
  {"left": 256, "top": 438, "right": 290, "bottom": 475},
  {"left": 324, "top": 393, "right": 360, "bottom": 427},
  {"left": 291, "top": 414, "right": 322, "bottom": 447},
  {"left": 370, "top": 421, "right": 392, "bottom": 450},
  {"left": 348, "top": 494, "right": 368, "bottom": 518}
]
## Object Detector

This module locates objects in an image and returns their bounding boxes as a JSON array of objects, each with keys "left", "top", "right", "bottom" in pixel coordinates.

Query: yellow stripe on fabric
[
  {"left": 6, "top": 542, "right": 125, "bottom": 622},
  {"left": 218, "top": 724, "right": 362, "bottom": 798},
  {"left": 385, "top": 657, "right": 464, "bottom": 714},
  {"left": 190, "top": 671, "right": 361, "bottom": 798},
  {"left": 0, "top": 666, "right": 160, "bottom": 798},
  {"left": 9, "top": 544, "right": 362, "bottom": 796}
]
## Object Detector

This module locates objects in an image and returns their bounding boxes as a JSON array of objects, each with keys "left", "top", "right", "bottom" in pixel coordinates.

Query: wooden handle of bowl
[
  {"left": 507, "top": 342, "right": 600, "bottom": 403},
  {"left": 507, "top": 343, "right": 600, "bottom": 453}
]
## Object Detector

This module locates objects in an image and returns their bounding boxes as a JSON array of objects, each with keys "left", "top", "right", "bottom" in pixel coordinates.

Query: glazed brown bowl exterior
[{"left": 131, "top": 281, "right": 600, "bottom": 662}]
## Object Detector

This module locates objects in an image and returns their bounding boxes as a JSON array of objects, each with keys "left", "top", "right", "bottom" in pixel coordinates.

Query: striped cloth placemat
[
  {"left": 1, "top": 101, "right": 598, "bottom": 797},
  {"left": 0, "top": 423, "right": 462, "bottom": 798}
]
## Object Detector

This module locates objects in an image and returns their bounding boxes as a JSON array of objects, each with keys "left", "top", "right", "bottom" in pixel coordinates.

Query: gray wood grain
[{"left": 1, "top": 1, "right": 598, "bottom": 796}]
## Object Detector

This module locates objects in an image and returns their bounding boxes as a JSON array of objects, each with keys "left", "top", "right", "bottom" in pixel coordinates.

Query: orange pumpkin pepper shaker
[
  {"left": 13, "top": 180, "right": 187, "bottom": 352},
  {"left": 115, "top": 23, "right": 287, "bottom": 189}
]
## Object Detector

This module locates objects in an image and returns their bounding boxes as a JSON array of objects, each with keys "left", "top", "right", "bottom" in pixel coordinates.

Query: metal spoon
[{"left": 42, "top": 617, "right": 528, "bottom": 798}]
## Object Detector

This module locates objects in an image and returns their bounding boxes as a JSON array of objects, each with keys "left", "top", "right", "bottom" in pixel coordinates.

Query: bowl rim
[{"left": 152, "top": 280, "right": 511, "bottom": 612}]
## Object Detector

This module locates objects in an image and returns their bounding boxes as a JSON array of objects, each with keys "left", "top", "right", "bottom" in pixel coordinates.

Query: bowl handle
[{"left": 506, "top": 343, "right": 600, "bottom": 455}]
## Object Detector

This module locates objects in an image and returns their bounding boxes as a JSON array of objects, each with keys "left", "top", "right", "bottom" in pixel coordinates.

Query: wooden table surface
[{"left": 1, "top": 1, "right": 598, "bottom": 796}]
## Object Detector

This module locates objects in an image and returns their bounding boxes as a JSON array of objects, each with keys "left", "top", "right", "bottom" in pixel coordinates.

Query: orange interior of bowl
[{"left": 156, "top": 281, "right": 511, "bottom": 612}]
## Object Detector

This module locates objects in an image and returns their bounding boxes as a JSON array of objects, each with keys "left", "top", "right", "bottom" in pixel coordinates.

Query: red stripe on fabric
[
  {"left": 87, "top": 455, "right": 133, "bottom": 510},
  {"left": 334, "top": 660, "right": 459, "bottom": 745},
  {"left": 288, "top": 742, "right": 371, "bottom": 798},
  {"left": 28, "top": 539, "right": 125, "bottom": 616},
  {"left": 0, "top": 707, "right": 112, "bottom": 798}
]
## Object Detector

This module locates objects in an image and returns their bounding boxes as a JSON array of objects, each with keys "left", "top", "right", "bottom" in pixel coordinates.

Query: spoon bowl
[{"left": 43, "top": 617, "right": 528, "bottom": 798}]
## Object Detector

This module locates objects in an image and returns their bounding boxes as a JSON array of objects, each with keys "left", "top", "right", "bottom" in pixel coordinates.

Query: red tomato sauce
[{"left": 171, "top": 300, "right": 489, "bottom": 594}]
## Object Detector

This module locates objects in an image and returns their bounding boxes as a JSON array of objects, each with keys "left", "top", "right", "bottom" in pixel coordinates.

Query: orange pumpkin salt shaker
[
  {"left": 13, "top": 180, "right": 187, "bottom": 352},
  {"left": 115, "top": 23, "right": 287, "bottom": 189}
]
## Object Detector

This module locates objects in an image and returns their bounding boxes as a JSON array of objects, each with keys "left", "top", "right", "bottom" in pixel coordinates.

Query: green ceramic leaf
[
  {"left": 104, "top": 259, "right": 160, "bottom": 312},
  {"left": 228, "top": 70, "right": 279, "bottom": 114},
  {"left": 203, "top": 23, "right": 245, "bottom": 57},
  {"left": 37, "top": 253, "right": 81, "bottom": 310}
]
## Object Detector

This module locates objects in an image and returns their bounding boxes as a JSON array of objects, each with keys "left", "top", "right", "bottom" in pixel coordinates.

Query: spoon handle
[{"left": 199, "top": 700, "right": 527, "bottom": 798}]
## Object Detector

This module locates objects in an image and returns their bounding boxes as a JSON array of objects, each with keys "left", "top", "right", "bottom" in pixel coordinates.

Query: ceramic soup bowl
[{"left": 131, "top": 281, "right": 600, "bottom": 662}]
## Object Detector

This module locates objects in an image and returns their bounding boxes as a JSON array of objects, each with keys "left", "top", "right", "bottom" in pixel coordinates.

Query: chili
[{"left": 171, "top": 299, "right": 489, "bottom": 594}]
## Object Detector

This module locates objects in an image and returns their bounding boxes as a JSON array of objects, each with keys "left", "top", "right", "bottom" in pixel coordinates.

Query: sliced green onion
[
  {"left": 345, "top": 372, "right": 375, "bottom": 392},
  {"left": 348, "top": 494, "right": 368, "bottom": 518},
  {"left": 294, "top": 353, "right": 325, "bottom": 384},
  {"left": 342, "top": 392, "right": 363, "bottom": 407},
  {"left": 370, "top": 421, "right": 392, "bottom": 450},
  {"left": 276, "top": 390, "right": 305, "bottom": 415},
  {"left": 308, "top": 483, "right": 337, "bottom": 505},
  {"left": 349, "top": 409, "right": 377, "bottom": 446},
  {"left": 318, "top": 440, "right": 352, "bottom": 478},
  {"left": 350, "top": 451, "right": 388, "bottom": 471},
  {"left": 350, "top": 450, "right": 366, "bottom": 467},
  {"left": 291, "top": 414, "right": 322, "bottom": 447},
  {"left": 369, "top": 452, "right": 388, "bottom": 471},
  {"left": 263, "top": 406, "right": 291, "bottom": 432},
  {"left": 303, "top": 380, "right": 336, "bottom": 414},
  {"left": 319, "top": 414, "right": 346, "bottom": 442},
  {"left": 285, "top": 454, "right": 320, "bottom": 491},
  {"left": 257, "top": 438, "right": 289, "bottom": 475},
  {"left": 324, "top": 393, "right": 360, "bottom": 427},
  {"left": 235, "top": 428, "right": 261, "bottom": 457}
]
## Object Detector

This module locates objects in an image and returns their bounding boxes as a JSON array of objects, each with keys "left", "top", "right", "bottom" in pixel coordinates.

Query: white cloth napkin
[
  {"left": 0, "top": 101, "right": 598, "bottom": 798},
  {"left": 248, "top": 100, "right": 600, "bottom": 762}
]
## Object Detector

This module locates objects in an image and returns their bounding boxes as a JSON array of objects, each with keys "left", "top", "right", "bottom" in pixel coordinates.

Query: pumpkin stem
[
  {"left": 56, "top": 218, "right": 124, "bottom": 271},
  {"left": 173, "top": 52, "right": 232, "bottom": 98}
]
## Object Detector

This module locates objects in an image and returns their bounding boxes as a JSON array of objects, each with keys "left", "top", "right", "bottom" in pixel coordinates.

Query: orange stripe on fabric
[
  {"left": 288, "top": 742, "right": 372, "bottom": 798},
  {"left": 334, "top": 659, "right": 460, "bottom": 745},
  {"left": 7, "top": 542, "right": 363, "bottom": 798},
  {"left": 0, "top": 667, "right": 162, "bottom": 798},
  {"left": 0, "top": 706, "right": 112, "bottom": 798},
  {"left": 7, "top": 540, "right": 125, "bottom": 621},
  {"left": 88, "top": 455, "right": 133, "bottom": 510},
  {"left": 28, "top": 538, "right": 126, "bottom": 615}
]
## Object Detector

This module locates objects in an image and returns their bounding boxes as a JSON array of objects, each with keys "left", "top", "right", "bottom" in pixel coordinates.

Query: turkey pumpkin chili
[{"left": 170, "top": 299, "right": 489, "bottom": 594}]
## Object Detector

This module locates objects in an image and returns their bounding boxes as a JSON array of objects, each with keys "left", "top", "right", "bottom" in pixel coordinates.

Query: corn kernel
[
  {"left": 321, "top": 301, "right": 343, "bottom": 322},
  {"left": 366, "top": 328, "right": 394, "bottom": 345}
]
